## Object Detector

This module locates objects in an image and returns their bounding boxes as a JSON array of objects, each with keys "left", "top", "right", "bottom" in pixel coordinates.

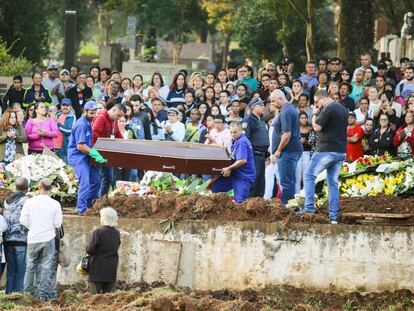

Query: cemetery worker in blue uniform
[
  {"left": 68, "top": 101, "right": 107, "bottom": 215},
  {"left": 241, "top": 97, "right": 269, "bottom": 198},
  {"left": 211, "top": 122, "right": 256, "bottom": 203}
]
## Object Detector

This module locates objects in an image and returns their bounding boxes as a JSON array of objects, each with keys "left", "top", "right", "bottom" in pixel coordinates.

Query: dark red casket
[{"left": 94, "top": 138, "right": 231, "bottom": 174}]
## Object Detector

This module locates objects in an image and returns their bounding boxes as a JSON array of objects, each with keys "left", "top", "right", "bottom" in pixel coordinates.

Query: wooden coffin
[{"left": 94, "top": 138, "right": 231, "bottom": 174}]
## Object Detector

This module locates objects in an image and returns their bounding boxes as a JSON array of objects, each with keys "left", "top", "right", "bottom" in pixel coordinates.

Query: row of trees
[{"left": 0, "top": 0, "right": 412, "bottom": 70}]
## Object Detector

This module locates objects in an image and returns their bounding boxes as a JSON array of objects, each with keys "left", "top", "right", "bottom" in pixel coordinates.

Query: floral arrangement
[
  {"left": 4, "top": 154, "right": 78, "bottom": 202},
  {"left": 340, "top": 153, "right": 393, "bottom": 177},
  {"left": 110, "top": 171, "right": 211, "bottom": 197}
]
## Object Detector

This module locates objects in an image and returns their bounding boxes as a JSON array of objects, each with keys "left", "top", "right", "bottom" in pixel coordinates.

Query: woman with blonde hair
[{"left": 86, "top": 207, "right": 121, "bottom": 294}]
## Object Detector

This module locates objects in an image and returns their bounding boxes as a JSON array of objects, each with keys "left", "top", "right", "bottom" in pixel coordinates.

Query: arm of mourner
[
  {"left": 347, "top": 133, "right": 360, "bottom": 143},
  {"left": 275, "top": 132, "right": 291, "bottom": 156},
  {"left": 86, "top": 229, "right": 99, "bottom": 255},
  {"left": 54, "top": 203, "right": 63, "bottom": 229},
  {"left": 19, "top": 201, "right": 30, "bottom": 229},
  {"left": 0, "top": 215, "right": 7, "bottom": 232}
]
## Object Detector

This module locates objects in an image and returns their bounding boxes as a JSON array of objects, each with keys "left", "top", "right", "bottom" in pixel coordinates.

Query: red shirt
[
  {"left": 347, "top": 125, "right": 364, "bottom": 161},
  {"left": 92, "top": 110, "right": 122, "bottom": 145}
]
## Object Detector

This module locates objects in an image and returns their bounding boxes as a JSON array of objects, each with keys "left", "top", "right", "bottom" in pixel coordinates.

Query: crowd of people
[
  {"left": 0, "top": 54, "right": 413, "bottom": 298},
  {"left": 0, "top": 55, "right": 413, "bottom": 207}
]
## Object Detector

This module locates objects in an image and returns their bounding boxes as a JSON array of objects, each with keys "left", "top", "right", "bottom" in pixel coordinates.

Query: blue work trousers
[
  {"left": 212, "top": 175, "right": 253, "bottom": 203},
  {"left": 73, "top": 160, "right": 101, "bottom": 213}
]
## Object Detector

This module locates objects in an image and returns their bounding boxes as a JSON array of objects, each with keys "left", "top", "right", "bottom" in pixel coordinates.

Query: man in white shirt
[
  {"left": 42, "top": 64, "right": 65, "bottom": 106},
  {"left": 20, "top": 178, "right": 63, "bottom": 301},
  {"left": 352, "top": 53, "right": 378, "bottom": 82}
]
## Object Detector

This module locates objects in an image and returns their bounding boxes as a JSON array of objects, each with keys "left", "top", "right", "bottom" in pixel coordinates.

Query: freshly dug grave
[
  {"left": 338, "top": 195, "right": 414, "bottom": 214},
  {"left": 5, "top": 282, "right": 414, "bottom": 311},
  {"left": 87, "top": 193, "right": 329, "bottom": 224}
]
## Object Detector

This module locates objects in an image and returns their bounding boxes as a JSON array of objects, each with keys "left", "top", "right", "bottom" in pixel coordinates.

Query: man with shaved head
[
  {"left": 269, "top": 89, "right": 302, "bottom": 205},
  {"left": 20, "top": 178, "right": 62, "bottom": 301}
]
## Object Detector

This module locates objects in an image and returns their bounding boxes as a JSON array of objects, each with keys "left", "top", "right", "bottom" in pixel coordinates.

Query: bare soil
[
  {"left": 5, "top": 282, "right": 414, "bottom": 311},
  {"left": 87, "top": 193, "right": 329, "bottom": 224}
]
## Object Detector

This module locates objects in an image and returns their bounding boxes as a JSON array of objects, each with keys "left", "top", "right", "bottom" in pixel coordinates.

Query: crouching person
[
  {"left": 3, "top": 177, "right": 29, "bottom": 294},
  {"left": 87, "top": 207, "right": 121, "bottom": 294},
  {"left": 20, "top": 178, "right": 63, "bottom": 301}
]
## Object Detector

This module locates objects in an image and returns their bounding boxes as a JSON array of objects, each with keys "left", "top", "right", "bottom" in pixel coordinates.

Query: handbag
[
  {"left": 81, "top": 254, "right": 90, "bottom": 272},
  {"left": 58, "top": 238, "right": 72, "bottom": 267}
]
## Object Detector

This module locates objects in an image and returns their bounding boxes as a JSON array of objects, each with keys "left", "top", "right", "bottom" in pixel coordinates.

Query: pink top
[
  {"left": 25, "top": 118, "right": 59, "bottom": 151},
  {"left": 204, "top": 128, "right": 232, "bottom": 151}
]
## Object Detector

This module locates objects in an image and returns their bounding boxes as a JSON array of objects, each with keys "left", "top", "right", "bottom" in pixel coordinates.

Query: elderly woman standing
[{"left": 86, "top": 207, "right": 121, "bottom": 294}]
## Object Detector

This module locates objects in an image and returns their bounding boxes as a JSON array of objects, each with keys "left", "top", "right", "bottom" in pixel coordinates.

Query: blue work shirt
[
  {"left": 67, "top": 116, "right": 93, "bottom": 165},
  {"left": 299, "top": 74, "right": 318, "bottom": 96},
  {"left": 231, "top": 134, "right": 256, "bottom": 182},
  {"left": 272, "top": 102, "right": 303, "bottom": 153}
]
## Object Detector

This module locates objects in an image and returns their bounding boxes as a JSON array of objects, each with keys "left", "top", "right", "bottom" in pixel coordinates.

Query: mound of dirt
[{"left": 87, "top": 193, "right": 332, "bottom": 224}]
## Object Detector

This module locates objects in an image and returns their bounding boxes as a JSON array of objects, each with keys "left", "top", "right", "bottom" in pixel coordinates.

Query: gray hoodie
[{"left": 3, "top": 192, "right": 28, "bottom": 244}]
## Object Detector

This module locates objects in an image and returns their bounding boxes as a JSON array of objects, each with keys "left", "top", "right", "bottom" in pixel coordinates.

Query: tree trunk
[
  {"left": 338, "top": 0, "right": 374, "bottom": 69},
  {"left": 222, "top": 36, "right": 230, "bottom": 68},
  {"left": 172, "top": 32, "right": 183, "bottom": 64},
  {"left": 97, "top": 6, "right": 112, "bottom": 46},
  {"left": 305, "top": 0, "right": 314, "bottom": 61}
]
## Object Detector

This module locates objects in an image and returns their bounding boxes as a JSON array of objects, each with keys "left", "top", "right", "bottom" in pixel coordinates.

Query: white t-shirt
[
  {"left": 20, "top": 194, "right": 63, "bottom": 244},
  {"left": 161, "top": 120, "right": 186, "bottom": 141}
]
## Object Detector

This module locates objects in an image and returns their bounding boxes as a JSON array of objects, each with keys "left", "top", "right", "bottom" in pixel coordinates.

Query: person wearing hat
[
  {"left": 241, "top": 97, "right": 270, "bottom": 198},
  {"left": 161, "top": 107, "right": 185, "bottom": 142},
  {"left": 346, "top": 110, "right": 364, "bottom": 161},
  {"left": 42, "top": 64, "right": 65, "bottom": 107},
  {"left": 68, "top": 101, "right": 106, "bottom": 215},
  {"left": 59, "top": 69, "right": 74, "bottom": 95},
  {"left": 269, "top": 90, "right": 302, "bottom": 205},
  {"left": 55, "top": 98, "right": 76, "bottom": 163}
]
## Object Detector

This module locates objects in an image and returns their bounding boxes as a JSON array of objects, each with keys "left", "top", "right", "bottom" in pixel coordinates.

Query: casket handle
[
  {"left": 163, "top": 165, "right": 176, "bottom": 170},
  {"left": 212, "top": 168, "right": 222, "bottom": 172}
]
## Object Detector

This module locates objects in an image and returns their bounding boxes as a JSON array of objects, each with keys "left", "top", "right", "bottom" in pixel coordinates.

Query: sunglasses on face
[{"left": 342, "top": 73, "right": 350, "bottom": 76}]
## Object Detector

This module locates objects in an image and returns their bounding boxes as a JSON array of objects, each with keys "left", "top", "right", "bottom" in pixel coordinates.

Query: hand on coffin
[{"left": 89, "top": 148, "right": 107, "bottom": 164}]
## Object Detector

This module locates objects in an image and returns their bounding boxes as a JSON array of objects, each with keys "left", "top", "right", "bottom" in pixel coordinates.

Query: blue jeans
[
  {"left": 99, "top": 166, "right": 114, "bottom": 197},
  {"left": 73, "top": 161, "right": 101, "bottom": 213},
  {"left": 277, "top": 151, "right": 302, "bottom": 204},
  {"left": 24, "top": 239, "right": 56, "bottom": 301},
  {"left": 304, "top": 152, "right": 346, "bottom": 221},
  {"left": 5, "top": 245, "right": 27, "bottom": 294}
]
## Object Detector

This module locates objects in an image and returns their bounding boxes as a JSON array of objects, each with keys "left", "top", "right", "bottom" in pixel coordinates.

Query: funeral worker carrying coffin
[
  {"left": 67, "top": 101, "right": 107, "bottom": 215},
  {"left": 212, "top": 122, "right": 256, "bottom": 203}
]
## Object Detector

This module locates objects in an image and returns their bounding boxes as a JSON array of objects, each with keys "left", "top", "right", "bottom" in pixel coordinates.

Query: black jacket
[
  {"left": 67, "top": 85, "right": 92, "bottom": 119},
  {"left": 3, "top": 87, "right": 25, "bottom": 110},
  {"left": 369, "top": 127, "right": 396, "bottom": 156},
  {"left": 87, "top": 226, "right": 121, "bottom": 283}
]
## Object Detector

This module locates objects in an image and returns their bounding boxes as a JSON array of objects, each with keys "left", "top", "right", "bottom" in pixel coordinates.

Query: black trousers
[
  {"left": 249, "top": 153, "right": 266, "bottom": 198},
  {"left": 89, "top": 281, "right": 116, "bottom": 294}
]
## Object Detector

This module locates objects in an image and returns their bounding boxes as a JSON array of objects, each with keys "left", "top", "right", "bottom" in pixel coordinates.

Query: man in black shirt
[
  {"left": 2, "top": 75, "right": 24, "bottom": 111},
  {"left": 300, "top": 90, "right": 348, "bottom": 223}
]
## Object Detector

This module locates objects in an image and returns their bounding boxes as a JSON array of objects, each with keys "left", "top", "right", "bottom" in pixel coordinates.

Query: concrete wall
[{"left": 58, "top": 215, "right": 414, "bottom": 293}]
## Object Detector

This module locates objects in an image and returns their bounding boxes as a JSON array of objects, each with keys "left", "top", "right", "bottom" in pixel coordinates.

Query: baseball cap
[
  {"left": 230, "top": 94, "right": 240, "bottom": 103},
  {"left": 348, "top": 111, "right": 356, "bottom": 117},
  {"left": 60, "top": 69, "right": 69, "bottom": 75},
  {"left": 47, "top": 63, "right": 58, "bottom": 70},
  {"left": 248, "top": 98, "right": 265, "bottom": 109},
  {"left": 377, "top": 62, "right": 387, "bottom": 70},
  {"left": 167, "top": 107, "right": 180, "bottom": 115},
  {"left": 61, "top": 98, "right": 72, "bottom": 106},
  {"left": 84, "top": 101, "right": 98, "bottom": 110},
  {"left": 281, "top": 57, "right": 292, "bottom": 65}
]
